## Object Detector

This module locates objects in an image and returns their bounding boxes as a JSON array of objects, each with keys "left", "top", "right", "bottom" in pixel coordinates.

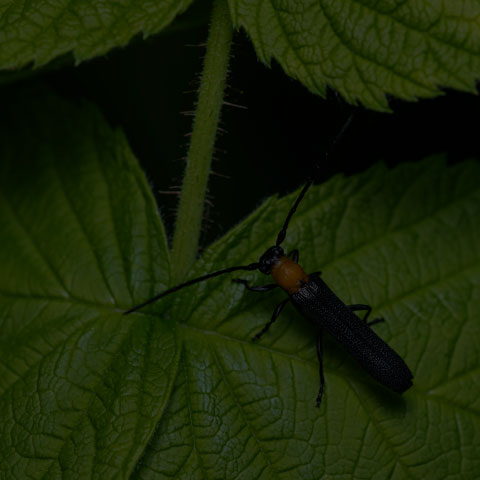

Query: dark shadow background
[{"left": 3, "top": 0, "right": 479, "bottom": 249}]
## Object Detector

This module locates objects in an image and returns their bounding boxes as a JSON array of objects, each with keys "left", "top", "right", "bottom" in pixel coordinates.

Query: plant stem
[{"left": 170, "top": 0, "right": 233, "bottom": 283}]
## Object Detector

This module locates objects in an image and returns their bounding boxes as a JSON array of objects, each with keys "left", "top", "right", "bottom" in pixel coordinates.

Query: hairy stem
[{"left": 170, "top": 0, "right": 233, "bottom": 283}]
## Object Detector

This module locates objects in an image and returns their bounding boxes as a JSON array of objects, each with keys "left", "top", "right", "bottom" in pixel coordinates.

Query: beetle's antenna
[
  {"left": 124, "top": 262, "right": 260, "bottom": 314},
  {"left": 275, "top": 114, "right": 354, "bottom": 246},
  {"left": 275, "top": 180, "right": 312, "bottom": 246}
]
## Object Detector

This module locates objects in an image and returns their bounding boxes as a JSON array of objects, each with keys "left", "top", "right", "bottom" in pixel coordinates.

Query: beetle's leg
[
  {"left": 288, "top": 249, "right": 299, "bottom": 263},
  {"left": 252, "top": 298, "right": 290, "bottom": 341},
  {"left": 309, "top": 271, "right": 322, "bottom": 276},
  {"left": 316, "top": 331, "right": 325, "bottom": 408},
  {"left": 348, "top": 304, "right": 384, "bottom": 326},
  {"left": 232, "top": 279, "right": 278, "bottom": 292}
]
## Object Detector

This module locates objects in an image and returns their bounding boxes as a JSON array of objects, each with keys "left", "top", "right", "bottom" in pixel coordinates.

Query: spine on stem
[{"left": 170, "top": 0, "right": 233, "bottom": 283}]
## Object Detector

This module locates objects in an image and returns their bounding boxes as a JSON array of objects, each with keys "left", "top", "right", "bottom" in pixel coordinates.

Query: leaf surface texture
[
  {"left": 229, "top": 0, "right": 480, "bottom": 109},
  {"left": 1, "top": 93, "right": 479, "bottom": 478}
]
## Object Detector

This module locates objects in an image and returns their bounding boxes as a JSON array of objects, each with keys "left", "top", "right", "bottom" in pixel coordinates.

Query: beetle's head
[{"left": 258, "top": 245, "right": 284, "bottom": 274}]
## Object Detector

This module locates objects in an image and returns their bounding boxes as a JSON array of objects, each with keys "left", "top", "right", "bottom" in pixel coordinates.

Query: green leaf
[
  {"left": 0, "top": 0, "right": 193, "bottom": 69},
  {"left": 137, "top": 159, "right": 480, "bottom": 478},
  {"left": 1, "top": 92, "right": 480, "bottom": 478},
  {"left": 229, "top": 0, "right": 480, "bottom": 110},
  {"left": 0, "top": 91, "right": 180, "bottom": 478}
]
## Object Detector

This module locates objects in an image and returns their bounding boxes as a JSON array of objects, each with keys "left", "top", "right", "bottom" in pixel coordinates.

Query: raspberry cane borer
[{"left": 124, "top": 117, "right": 413, "bottom": 406}]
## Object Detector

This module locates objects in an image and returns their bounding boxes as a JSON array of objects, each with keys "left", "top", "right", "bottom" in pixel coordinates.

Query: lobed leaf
[
  {"left": 0, "top": 91, "right": 179, "bottom": 478},
  {"left": 137, "top": 158, "right": 480, "bottom": 478},
  {"left": 1, "top": 91, "right": 479, "bottom": 478},
  {"left": 0, "top": 0, "right": 193, "bottom": 69},
  {"left": 229, "top": 0, "right": 480, "bottom": 110}
]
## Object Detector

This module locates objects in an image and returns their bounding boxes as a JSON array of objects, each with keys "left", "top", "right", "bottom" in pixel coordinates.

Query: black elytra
[
  {"left": 124, "top": 115, "right": 413, "bottom": 407},
  {"left": 292, "top": 274, "right": 413, "bottom": 396}
]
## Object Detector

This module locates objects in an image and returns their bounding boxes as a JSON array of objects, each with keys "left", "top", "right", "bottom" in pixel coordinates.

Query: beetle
[{"left": 124, "top": 118, "right": 413, "bottom": 406}]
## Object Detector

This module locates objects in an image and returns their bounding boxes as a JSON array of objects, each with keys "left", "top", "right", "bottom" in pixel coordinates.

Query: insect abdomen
[{"left": 291, "top": 275, "right": 413, "bottom": 393}]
